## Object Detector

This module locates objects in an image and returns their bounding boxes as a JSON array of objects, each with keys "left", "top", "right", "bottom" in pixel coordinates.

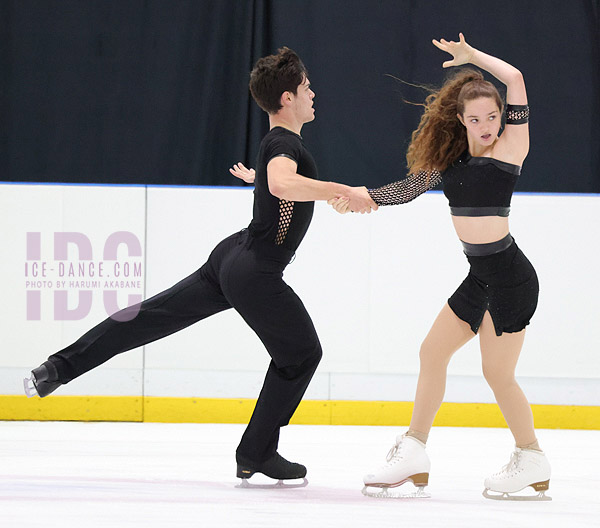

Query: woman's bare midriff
[{"left": 451, "top": 215, "right": 510, "bottom": 244}]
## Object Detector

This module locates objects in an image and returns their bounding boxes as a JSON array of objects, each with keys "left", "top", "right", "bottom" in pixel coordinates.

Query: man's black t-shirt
[{"left": 248, "top": 127, "right": 319, "bottom": 252}]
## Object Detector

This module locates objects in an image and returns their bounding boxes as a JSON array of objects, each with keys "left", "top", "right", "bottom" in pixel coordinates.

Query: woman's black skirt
[{"left": 448, "top": 235, "right": 539, "bottom": 336}]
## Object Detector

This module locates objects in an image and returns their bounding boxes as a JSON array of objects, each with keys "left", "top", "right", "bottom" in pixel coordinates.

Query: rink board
[{"left": 3, "top": 185, "right": 599, "bottom": 429}]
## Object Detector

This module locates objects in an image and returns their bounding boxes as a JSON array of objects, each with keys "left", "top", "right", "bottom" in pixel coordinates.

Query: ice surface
[{"left": 1, "top": 422, "right": 598, "bottom": 527}]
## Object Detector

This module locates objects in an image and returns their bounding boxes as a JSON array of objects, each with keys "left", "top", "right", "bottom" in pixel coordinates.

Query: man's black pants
[{"left": 48, "top": 229, "right": 323, "bottom": 463}]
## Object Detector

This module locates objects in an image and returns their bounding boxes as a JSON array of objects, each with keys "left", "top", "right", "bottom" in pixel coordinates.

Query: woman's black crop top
[
  {"left": 368, "top": 152, "right": 521, "bottom": 218},
  {"left": 442, "top": 151, "right": 520, "bottom": 217}
]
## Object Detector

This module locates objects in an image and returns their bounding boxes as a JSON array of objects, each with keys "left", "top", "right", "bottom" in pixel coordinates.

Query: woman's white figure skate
[
  {"left": 483, "top": 448, "right": 551, "bottom": 501},
  {"left": 362, "top": 435, "right": 431, "bottom": 498}
]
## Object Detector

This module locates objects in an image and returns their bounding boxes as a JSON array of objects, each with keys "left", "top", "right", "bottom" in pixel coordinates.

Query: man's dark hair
[{"left": 249, "top": 47, "right": 308, "bottom": 114}]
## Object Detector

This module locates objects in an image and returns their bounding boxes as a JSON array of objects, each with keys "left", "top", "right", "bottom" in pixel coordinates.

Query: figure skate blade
[
  {"left": 362, "top": 483, "right": 430, "bottom": 499},
  {"left": 236, "top": 477, "right": 308, "bottom": 490}
]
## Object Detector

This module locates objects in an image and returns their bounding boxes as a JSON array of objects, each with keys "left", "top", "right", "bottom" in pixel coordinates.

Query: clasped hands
[{"left": 328, "top": 187, "right": 378, "bottom": 214}]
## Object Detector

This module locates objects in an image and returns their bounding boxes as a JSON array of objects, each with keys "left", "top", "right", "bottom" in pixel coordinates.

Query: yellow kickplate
[
  {"left": 1, "top": 396, "right": 598, "bottom": 430},
  {"left": 0, "top": 395, "right": 142, "bottom": 422}
]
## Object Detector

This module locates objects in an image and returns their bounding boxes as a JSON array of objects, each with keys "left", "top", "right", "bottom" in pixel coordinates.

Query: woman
[{"left": 331, "top": 34, "right": 551, "bottom": 500}]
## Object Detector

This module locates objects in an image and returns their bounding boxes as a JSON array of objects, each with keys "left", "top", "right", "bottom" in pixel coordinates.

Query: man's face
[{"left": 291, "top": 76, "right": 315, "bottom": 123}]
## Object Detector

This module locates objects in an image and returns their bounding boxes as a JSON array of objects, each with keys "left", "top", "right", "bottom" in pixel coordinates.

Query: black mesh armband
[
  {"left": 506, "top": 104, "right": 529, "bottom": 125},
  {"left": 368, "top": 169, "right": 442, "bottom": 206}
]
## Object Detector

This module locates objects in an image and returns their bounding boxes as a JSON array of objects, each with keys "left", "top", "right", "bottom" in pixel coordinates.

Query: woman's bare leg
[
  {"left": 409, "top": 303, "right": 475, "bottom": 435},
  {"left": 479, "top": 311, "right": 537, "bottom": 446}
]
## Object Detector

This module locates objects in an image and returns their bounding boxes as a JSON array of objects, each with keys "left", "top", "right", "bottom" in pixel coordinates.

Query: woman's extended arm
[
  {"left": 433, "top": 33, "right": 529, "bottom": 160},
  {"left": 367, "top": 169, "right": 442, "bottom": 206},
  {"left": 432, "top": 33, "right": 527, "bottom": 104},
  {"left": 329, "top": 169, "right": 442, "bottom": 213}
]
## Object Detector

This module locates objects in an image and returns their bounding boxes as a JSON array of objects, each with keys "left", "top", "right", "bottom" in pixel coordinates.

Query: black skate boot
[
  {"left": 23, "top": 361, "right": 61, "bottom": 398},
  {"left": 236, "top": 452, "right": 308, "bottom": 488}
]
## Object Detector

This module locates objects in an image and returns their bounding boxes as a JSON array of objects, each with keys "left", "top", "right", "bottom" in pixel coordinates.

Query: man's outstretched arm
[{"left": 267, "top": 156, "right": 377, "bottom": 213}]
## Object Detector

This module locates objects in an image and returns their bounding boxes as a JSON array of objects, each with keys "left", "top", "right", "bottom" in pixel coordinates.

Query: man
[{"left": 24, "top": 47, "right": 376, "bottom": 484}]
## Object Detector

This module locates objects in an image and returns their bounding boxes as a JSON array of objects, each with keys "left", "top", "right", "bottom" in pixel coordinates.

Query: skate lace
[
  {"left": 499, "top": 450, "right": 522, "bottom": 476},
  {"left": 385, "top": 440, "right": 404, "bottom": 464}
]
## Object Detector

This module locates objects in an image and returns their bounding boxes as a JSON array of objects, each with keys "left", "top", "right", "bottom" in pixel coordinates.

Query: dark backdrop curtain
[{"left": 1, "top": 0, "right": 599, "bottom": 192}]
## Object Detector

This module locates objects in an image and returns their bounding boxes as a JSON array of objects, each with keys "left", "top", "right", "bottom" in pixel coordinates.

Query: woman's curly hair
[{"left": 406, "top": 68, "right": 503, "bottom": 174}]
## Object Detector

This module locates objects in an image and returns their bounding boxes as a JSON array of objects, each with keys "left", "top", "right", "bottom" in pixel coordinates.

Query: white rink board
[{"left": 1, "top": 183, "right": 599, "bottom": 404}]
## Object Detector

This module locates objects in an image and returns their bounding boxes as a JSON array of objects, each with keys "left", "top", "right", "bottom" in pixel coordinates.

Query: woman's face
[{"left": 459, "top": 97, "right": 502, "bottom": 148}]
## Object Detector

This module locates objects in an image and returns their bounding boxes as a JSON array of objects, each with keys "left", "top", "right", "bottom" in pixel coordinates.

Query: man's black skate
[
  {"left": 23, "top": 361, "right": 61, "bottom": 398},
  {"left": 236, "top": 452, "right": 308, "bottom": 488}
]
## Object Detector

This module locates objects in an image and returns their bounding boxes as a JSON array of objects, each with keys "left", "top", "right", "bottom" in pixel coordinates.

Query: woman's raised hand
[{"left": 432, "top": 32, "right": 475, "bottom": 68}]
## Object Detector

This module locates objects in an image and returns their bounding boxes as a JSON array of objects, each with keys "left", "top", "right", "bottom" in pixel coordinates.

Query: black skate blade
[{"left": 236, "top": 477, "right": 308, "bottom": 490}]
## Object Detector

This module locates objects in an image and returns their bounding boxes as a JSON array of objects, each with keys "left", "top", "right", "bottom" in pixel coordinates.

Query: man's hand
[
  {"left": 346, "top": 186, "right": 378, "bottom": 214},
  {"left": 229, "top": 162, "right": 256, "bottom": 184},
  {"left": 328, "top": 187, "right": 378, "bottom": 214},
  {"left": 327, "top": 197, "right": 351, "bottom": 214}
]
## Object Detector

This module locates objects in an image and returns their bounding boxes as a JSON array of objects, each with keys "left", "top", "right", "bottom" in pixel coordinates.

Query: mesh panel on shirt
[
  {"left": 275, "top": 199, "right": 294, "bottom": 245},
  {"left": 368, "top": 169, "right": 442, "bottom": 206}
]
